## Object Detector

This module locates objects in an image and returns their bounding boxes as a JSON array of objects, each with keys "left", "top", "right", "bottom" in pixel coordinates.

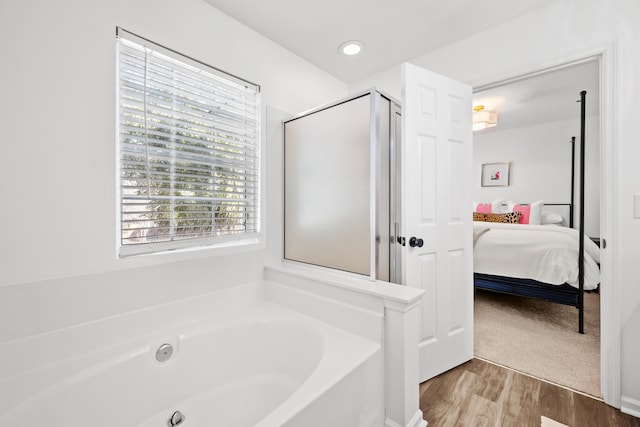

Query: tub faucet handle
[{"left": 168, "top": 410, "right": 185, "bottom": 426}]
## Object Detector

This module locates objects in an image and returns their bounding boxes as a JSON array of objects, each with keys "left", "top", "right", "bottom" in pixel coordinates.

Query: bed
[
  {"left": 473, "top": 221, "right": 600, "bottom": 289},
  {"left": 472, "top": 91, "right": 596, "bottom": 333},
  {"left": 472, "top": 217, "right": 600, "bottom": 333}
]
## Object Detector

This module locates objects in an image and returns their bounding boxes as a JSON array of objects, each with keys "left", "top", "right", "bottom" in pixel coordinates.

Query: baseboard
[
  {"left": 621, "top": 396, "right": 640, "bottom": 419},
  {"left": 385, "top": 410, "right": 427, "bottom": 427}
]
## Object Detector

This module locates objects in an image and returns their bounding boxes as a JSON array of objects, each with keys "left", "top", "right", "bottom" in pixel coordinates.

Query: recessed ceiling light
[{"left": 339, "top": 40, "right": 364, "bottom": 56}]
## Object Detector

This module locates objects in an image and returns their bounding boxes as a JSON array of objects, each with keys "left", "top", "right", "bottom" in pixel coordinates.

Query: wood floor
[{"left": 420, "top": 358, "right": 640, "bottom": 427}]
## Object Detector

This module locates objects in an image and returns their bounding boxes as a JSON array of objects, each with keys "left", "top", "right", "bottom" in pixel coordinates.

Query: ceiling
[
  {"left": 473, "top": 60, "right": 599, "bottom": 133},
  {"left": 202, "top": 0, "right": 598, "bottom": 130},
  {"left": 203, "top": 0, "right": 558, "bottom": 83}
]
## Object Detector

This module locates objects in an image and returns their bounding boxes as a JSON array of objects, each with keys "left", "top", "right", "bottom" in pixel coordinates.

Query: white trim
[
  {"left": 621, "top": 396, "right": 640, "bottom": 418},
  {"left": 119, "top": 234, "right": 262, "bottom": 258},
  {"left": 472, "top": 42, "right": 621, "bottom": 408},
  {"left": 385, "top": 298, "right": 422, "bottom": 314},
  {"left": 265, "top": 261, "right": 424, "bottom": 305},
  {"left": 598, "top": 41, "right": 621, "bottom": 409},
  {"left": 384, "top": 410, "right": 428, "bottom": 427}
]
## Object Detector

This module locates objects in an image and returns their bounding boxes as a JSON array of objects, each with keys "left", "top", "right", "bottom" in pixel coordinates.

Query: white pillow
[
  {"left": 540, "top": 211, "right": 564, "bottom": 225},
  {"left": 494, "top": 202, "right": 509, "bottom": 214},
  {"left": 528, "top": 200, "right": 543, "bottom": 225}
]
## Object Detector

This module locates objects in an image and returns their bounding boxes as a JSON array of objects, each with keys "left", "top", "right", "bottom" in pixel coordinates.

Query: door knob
[{"left": 409, "top": 237, "right": 423, "bottom": 248}]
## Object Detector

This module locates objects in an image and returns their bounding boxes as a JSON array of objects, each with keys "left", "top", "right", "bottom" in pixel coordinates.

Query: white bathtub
[{"left": 0, "top": 286, "right": 384, "bottom": 427}]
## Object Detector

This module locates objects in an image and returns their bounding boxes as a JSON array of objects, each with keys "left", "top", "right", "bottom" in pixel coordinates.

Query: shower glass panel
[{"left": 284, "top": 90, "right": 399, "bottom": 281}]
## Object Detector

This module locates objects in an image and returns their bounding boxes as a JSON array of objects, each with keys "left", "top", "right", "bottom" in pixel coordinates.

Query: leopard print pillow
[
  {"left": 473, "top": 212, "right": 487, "bottom": 221},
  {"left": 502, "top": 211, "right": 522, "bottom": 224},
  {"left": 483, "top": 213, "right": 504, "bottom": 223},
  {"left": 482, "top": 212, "right": 522, "bottom": 223}
]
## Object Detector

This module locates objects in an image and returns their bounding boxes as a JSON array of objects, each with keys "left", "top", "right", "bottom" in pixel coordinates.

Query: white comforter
[{"left": 473, "top": 222, "right": 600, "bottom": 290}]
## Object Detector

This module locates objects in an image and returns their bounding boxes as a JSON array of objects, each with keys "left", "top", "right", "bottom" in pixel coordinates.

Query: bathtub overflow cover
[
  {"left": 156, "top": 343, "right": 174, "bottom": 362},
  {"left": 168, "top": 410, "right": 185, "bottom": 426}
]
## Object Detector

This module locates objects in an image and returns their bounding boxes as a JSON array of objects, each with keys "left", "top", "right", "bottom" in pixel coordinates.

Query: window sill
[{"left": 118, "top": 235, "right": 263, "bottom": 259}]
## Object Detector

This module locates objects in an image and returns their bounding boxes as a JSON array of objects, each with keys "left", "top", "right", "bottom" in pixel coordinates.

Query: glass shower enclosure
[{"left": 283, "top": 89, "right": 401, "bottom": 283}]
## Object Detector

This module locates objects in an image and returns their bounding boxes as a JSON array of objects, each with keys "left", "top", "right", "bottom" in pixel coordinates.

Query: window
[{"left": 116, "top": 28, "right": 261, "bottom": 256}]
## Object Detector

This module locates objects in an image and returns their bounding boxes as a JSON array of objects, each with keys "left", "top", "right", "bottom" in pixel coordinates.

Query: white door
[{"left": 401, "top": 63, "right": 474, "bottom": 382}]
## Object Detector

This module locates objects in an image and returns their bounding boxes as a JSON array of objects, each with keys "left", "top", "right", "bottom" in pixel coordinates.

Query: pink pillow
[
  {"left": 512, "top": 204, "right": 531, "bottom": 224},
  {"left": 476, "top": 203, "right": 492, "bottom": 214}
]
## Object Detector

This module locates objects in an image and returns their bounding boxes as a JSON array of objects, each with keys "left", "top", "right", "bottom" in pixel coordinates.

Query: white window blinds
[{"left": 117, "top": 29, "right": 260, "bottom": 255}]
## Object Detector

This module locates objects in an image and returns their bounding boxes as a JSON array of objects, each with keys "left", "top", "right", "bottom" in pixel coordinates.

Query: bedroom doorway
[{"left": 471, "top": 56, "right": 605, "bottom": 398}]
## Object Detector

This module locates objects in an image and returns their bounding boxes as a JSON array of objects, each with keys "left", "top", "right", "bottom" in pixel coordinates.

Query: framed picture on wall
[{"left": 481, "top": 162, "right": 510, "bottom": 187}]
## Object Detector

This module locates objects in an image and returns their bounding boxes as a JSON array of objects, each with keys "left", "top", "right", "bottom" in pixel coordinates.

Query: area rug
[{"left": 474, "top": 289, "right": 601, "bottom": 397}]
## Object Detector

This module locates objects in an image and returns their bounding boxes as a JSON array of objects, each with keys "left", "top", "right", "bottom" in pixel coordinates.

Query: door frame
[{"left": 471, "top": 44, "right": 620, "bottom": 407}]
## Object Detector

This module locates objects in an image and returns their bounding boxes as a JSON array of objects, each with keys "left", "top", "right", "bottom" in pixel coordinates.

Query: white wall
[
  {"left": 0, "top": 0, "right": 346, "bottom": 340},
  {"left": 473, "top": 116, "right": 600, "bottom": 236},
  {"left": 350, "top": 0, "right": 640, "bottom": 414}
]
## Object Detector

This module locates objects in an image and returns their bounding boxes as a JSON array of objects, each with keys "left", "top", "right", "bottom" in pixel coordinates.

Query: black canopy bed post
[
  {"left": 570, "top": 136, "right": 576, "bottom": 229},
  {"left": 577, "top": 90, "right": 587, "bottom": 334}
]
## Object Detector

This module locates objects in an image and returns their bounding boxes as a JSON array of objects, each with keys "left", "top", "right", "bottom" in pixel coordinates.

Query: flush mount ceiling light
[
  {"left": 473, "top": 105, "right": 497, "bottom": 131},
  {"left": 339, "top": 40, "right": 364, "bottom": 56}
]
